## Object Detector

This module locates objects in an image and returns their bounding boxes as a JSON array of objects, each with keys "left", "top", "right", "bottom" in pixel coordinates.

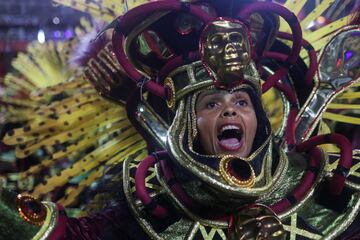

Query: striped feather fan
[
  {"left": 2, "top": 44, "right": 146, "bottom": 207},
  {"left": 0, "top": 17, "right": 145, "bottom": 208}
]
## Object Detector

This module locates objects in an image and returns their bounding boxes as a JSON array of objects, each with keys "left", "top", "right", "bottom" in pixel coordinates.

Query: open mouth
[{"left": 217, "top": 125, "right": 243, "bottom": 151}]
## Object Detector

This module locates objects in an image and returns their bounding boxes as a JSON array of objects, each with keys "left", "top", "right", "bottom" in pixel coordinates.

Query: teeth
[{"left": 220, "top": 125, "right": 240, "bottom": 133}]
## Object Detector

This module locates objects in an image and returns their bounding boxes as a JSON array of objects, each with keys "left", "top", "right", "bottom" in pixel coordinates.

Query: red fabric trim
[{"left": 48, "top": 204, "right": 67, "bottom": 240}]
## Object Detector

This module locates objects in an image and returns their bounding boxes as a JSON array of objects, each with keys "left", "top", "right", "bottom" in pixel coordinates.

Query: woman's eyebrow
[
  {"left": 198, "top": 90, "right": 226, "bottom": 102},
  {"left": 232, "top": 90, "right": 250, "bottom": 98}
]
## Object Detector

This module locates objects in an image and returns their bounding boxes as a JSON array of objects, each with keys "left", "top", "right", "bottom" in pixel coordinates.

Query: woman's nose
[{"left": 222, "top": 107, "right": 237, "bottom": 117}]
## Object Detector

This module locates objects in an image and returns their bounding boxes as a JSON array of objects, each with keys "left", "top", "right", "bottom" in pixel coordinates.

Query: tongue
[{"left": 220, "top": 138, "right": 240, "bottom": 146}]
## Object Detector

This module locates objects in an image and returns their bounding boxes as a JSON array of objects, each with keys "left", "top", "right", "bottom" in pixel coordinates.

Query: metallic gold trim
[
  {"left": 323, "top": 192, "right": 360, "bottom": 240},
  {"left": 164, "top": 77, "right": 176, "bottom": 110},
  {"left": 168, "top": 61, "right": 213, "bottom": 101},
  {"left": 155, "top": 163, "right": 228, "bottom": 228},
  {"left": 219, "top": 155, "right": 255, "bottom": 188},
  {"left": 32, "top": 202, "right": 58, "bottom": 240},
  {"left": 122, "top": 157, "right": 164, "bottom": 240},
  {"left": 168, "top": 61, "right": 201, "bottom": 78},
  {"left": 283, "top": 213, "right": 323, "bottom": 240},
  {"left": 178, "top": 80, "right": 214, "bottom": 101},
  {"left": 256, "top": 146, "right": 289, "bottom": 202},
  {"left": 185, "top": 222, "right": 201, "bottom": 240}
]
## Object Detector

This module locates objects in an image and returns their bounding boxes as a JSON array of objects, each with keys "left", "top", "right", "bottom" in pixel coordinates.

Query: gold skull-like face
[{"left": 201, "top": 20, "right": 251, "bottom": 86}]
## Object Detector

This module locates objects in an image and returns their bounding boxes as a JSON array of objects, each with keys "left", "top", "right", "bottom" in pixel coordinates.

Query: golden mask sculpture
[{"left": 201, "top": 19, "right": 251, "bottom": 87}]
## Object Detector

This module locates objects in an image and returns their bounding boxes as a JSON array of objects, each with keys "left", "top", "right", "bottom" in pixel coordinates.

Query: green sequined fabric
[{"left": 0, "top": 188, "right": 38, "bottom": 240}]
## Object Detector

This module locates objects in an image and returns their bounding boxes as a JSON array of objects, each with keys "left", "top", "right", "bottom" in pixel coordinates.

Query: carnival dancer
[{"left": 1, "top": 0, "right": 360, "bottom": 239}]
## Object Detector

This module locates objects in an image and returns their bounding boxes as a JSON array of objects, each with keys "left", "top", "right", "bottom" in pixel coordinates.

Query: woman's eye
[
  {"left": 236, "top": 100, "right": 248, "bottom": 106},
  {"left": 206, "top": 102, "right": 218, "bottom": 109}
]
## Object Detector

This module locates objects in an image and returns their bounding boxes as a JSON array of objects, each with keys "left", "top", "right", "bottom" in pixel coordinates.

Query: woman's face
[{"left": 195, "top": 90, "right": 257, "bottom": 158}]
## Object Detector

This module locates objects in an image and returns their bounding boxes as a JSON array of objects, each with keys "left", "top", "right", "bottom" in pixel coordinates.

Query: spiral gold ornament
[
  {"left": 16, "top": 194, "right": 47, "bottom": 226},
  {"left": 219, "top": 155, "right": 255, "bottom": 188}
]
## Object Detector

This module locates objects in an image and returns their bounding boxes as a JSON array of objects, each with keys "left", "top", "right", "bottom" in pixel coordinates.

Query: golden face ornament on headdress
[{"left": 201, "top": 19, "right": 251, "bottom": 87}]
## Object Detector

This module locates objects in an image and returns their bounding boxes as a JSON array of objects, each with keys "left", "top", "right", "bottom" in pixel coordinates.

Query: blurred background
[
  {"left": 0, "top": 0, "right": 358, "bottom": 78},
  {"left": 0, "top": 0, "right": 89, "bottom": 77}
]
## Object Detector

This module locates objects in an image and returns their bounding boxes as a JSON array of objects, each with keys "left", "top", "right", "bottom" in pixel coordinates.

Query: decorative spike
[
  {"left": 326, "top": 155, "right": 342, "bottom": 171},
  {"left": 279, "top": 0, "right": 306, "bottom": 33}
]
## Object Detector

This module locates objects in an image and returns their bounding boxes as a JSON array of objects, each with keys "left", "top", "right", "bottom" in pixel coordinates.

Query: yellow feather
[
  {"left": 336, "top": 92, "right": 360, "bottom": 99},
  {"left": 327, "top": 103, "right": 360, "bottom": 110},
  {"left": 323, "top": 112, "right": 360, "bottom": 125},
  {"left": 305, "top": 15, "right": 353, "bottom": 43},
  {"left": 300, "top": 0, "right": 336, "bottom": 30},
  {"left": 59, "top": 166, "right": 105, "bottom": 206},
  {"left": 59, "top": 144, "right": 147, "bottom": 206},
  {"left": 4, "top": 74, "right": 35, "bottom": 92},
  {"left": 31, "top": 134, "right": 144, "bottom": 197}
]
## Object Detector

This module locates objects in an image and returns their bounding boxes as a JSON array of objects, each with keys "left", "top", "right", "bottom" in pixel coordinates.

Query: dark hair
[{"left": 242, "top": 87, "right": 271, "bottom": 152}]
